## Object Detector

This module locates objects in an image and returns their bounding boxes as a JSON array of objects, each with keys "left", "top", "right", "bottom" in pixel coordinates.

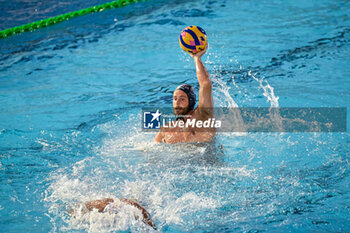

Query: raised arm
[{"left": 191, "top": 44, "right": 213, "bottom": 117}]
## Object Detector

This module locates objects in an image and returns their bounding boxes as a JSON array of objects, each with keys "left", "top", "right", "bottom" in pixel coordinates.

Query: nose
[{"left": 174, "top": 98, "right": 181, "bottom": 106}]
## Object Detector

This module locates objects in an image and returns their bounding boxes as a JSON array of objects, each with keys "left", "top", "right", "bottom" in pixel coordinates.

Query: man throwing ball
[{"left": 155, "top": 44, "right": 215, "bottom": 144}]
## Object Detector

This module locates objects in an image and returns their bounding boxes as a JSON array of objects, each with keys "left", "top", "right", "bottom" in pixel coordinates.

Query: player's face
[{"left": 173, "top": 90, "right": 189, "bottom": 115}]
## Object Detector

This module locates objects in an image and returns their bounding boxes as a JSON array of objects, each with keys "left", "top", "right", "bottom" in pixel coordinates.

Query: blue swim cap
[{"left": 175, "top": 84, "right": 196, "bottom": 110}]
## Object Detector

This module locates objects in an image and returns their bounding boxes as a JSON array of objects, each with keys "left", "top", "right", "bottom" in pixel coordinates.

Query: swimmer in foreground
[
  {"left": 69, "top": 198, "right": 156, "bottom": 229},
  {"left": 155, "top": 43, "right": 215, "bottom": 144}
]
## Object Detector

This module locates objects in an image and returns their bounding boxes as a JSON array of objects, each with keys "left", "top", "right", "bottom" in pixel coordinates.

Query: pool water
[{"left": 1, "top": 0, "right": 349, "bottom": 232}]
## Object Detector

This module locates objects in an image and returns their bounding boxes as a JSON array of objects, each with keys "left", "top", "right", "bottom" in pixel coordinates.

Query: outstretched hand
[{"left": 190, "top": 43, "right": 208, "bottom": 59}]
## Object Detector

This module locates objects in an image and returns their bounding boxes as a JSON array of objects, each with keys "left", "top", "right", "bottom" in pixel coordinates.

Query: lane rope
[{"left": 0, "top": 0, "right": 145, "bottom": 39}]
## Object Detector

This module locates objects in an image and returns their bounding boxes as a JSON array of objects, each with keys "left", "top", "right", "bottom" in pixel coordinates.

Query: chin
[
  {"left": 174, "top": 108, "right": 189, "bottom": 116},
  {"left": 173, "top": 110, "right": 181, "bottom": 116}
]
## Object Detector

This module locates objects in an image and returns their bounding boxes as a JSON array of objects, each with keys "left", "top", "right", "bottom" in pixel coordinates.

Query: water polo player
[{"left": 155, "top": 26, "right": 215, "bottom": 144}]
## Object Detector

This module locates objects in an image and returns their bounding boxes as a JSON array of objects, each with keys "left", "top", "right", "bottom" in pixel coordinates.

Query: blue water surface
[{"left": 0, "top": 0, "right": 350, "bottom": 232}]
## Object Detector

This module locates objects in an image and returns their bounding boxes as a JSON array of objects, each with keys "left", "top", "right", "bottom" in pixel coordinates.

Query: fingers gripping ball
[{"left": 179, "top": 25, "right": 207, "bottom": 54}]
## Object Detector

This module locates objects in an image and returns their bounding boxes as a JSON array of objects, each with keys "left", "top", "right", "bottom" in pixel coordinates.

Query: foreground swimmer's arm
[
  {"left": 85, "top": 198, "right": 114, "bottom": 212},
  {"left": 190, "top": 44, "right": 213, "bottom": 118},
  {"left": 119, "top": 198, "right": 156, "bottom": 229},
  {"left": 69, "top": 198, "right": 156, "bottom": 229}
]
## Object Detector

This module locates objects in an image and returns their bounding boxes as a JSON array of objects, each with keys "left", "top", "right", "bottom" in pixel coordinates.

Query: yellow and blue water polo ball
[{"left": 179, "top": 25, "right": 207, "bottom": 54}]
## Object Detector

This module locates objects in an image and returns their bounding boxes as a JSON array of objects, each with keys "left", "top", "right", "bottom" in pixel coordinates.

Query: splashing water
[
  {"left": 248, "top": 70, "right": 283, "bottom": 131},
  {"left": 2, "top": 1, "right": 347, "bottom": 231},
  {"left": 248, "top": 70, "right": 280, "bottom": 108}
]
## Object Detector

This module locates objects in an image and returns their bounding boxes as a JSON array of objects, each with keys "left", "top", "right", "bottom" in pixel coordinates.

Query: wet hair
[{"left": 175, "top": 84, "right": 196, "bottom": 111}]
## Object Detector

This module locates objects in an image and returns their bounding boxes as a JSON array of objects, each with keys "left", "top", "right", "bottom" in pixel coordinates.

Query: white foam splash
[
  {"left": 248, "top": 70, "right": 283, "bottom": 131},
  {"left": 248, "top": 70, "right": 279, "bottom": 108},
  {"left": 211, "top": 64, "right": 247, "bottom": 135}
]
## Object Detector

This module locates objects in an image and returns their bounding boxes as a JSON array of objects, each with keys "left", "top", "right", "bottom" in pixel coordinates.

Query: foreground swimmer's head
[{"left": 173, "top": 84, "right": 196, "bottom": 115}]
